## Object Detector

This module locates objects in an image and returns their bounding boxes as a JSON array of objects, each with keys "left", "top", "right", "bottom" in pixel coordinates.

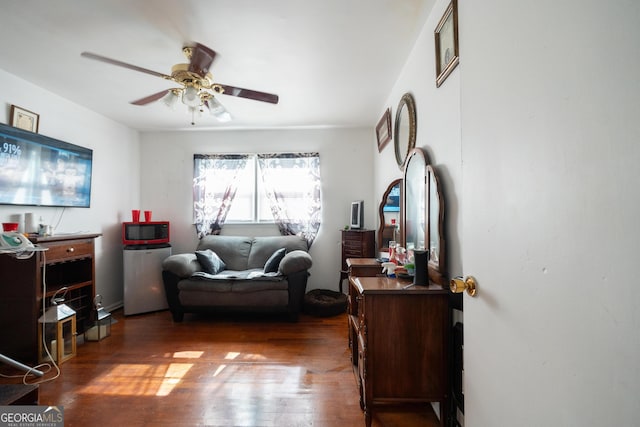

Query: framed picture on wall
[
  {"left": 434, "top": 0, "right": 459, "bottom": 87},
  {"left": 10, "top": 105, "right": 40, "bottom": 133},
  {"left": 376, "top": 108, "right": 392, "bottom": 152}
]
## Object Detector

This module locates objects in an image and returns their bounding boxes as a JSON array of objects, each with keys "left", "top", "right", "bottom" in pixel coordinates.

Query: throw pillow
[
  {"left": 263, "top": 248, "right": 286, "bottom": 273},
  {"left": 195, "top": 249, "right": 226, "bottom": 275}
]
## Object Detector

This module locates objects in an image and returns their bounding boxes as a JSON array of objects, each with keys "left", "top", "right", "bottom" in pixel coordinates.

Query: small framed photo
[
  {"left": 376, "top": 108, "right": 392, "bottom": 152},
  {"left": 10, "top": 105, "right": 40, "bottom": 133},
  {"left": 434, "top": 0, "right": 459, "bottom": 87}
]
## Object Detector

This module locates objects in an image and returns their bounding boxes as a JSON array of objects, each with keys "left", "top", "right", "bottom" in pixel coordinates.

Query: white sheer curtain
[
  {"left": 193, "top": 154, "right": 249, "bottom": 238},
  {"left": 257, "top": 153, "right": 322, "bottom": 247}
]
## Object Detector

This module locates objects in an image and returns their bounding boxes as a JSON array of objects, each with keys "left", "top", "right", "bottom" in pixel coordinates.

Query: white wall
[
  {"left": 0, "top": 69, "right": 141, "bottom": 309},
  {"left": 139, "top": 127, "right": 374, "bottom": 291},
  {"left": 375, "top": 0, "right": 463, "bottom": 281}
]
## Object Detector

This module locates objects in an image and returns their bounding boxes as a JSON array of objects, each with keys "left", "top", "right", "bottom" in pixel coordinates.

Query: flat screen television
[
  {"left": 0, "top": 122, "right": 93, "bottom": 208},
  {"left": 350, "top": 200, "right": 363, "bottom": 229}
]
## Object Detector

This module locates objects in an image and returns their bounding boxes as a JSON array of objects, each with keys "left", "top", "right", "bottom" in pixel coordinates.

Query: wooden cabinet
[
  {"left": 346, "top": 257, "right": 382, "bottom": 279},
  {"left": 339, "top": 230, "right": 375, "bottom": 292},
  {"left": 0, "top": 233, "right": 100, "bottom": 364},
  {"left": 348, "top": 275, "right": 449, "bottom": 427}
]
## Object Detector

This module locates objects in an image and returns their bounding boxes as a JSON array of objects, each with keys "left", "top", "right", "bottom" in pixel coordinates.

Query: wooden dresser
[
  {"left": 0, "top": 233, "right": 100, "bottom": 364},
  {"left": 339, "top": 229, "right": 375, "bottom": 292},
  {"left": 348, "top": 273, "right": 449, "bottom": 426}
]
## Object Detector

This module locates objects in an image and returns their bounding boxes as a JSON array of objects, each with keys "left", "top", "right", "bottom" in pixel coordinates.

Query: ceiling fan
[{"left": 81, "top": 43, "right": 279, "bottom": 124}]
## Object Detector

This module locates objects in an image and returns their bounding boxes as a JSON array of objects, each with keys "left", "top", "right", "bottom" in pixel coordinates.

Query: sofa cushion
[
  {"left": 232, "top": 279, "right": 288, "bottom": 293},
  {"left": 191, "top": 269, "right": 282, "bottom": 281},
  {"left": 263, "top": 248, "right": 286, "bottom": 273},
  {"left": 178, "top": 278, "right": 233, "bottom": 293},
  {"left": 279, "top": 250, "right": 313, "bottom": 275},
  {"left": 184, "top": 269, "right": 287, "bottom": 293},
  {"left": 197, "top": 236, "right": 252, "bottom": 271},
  {"left": 195, "top": 249, "right": 226, "bottom": 274},
  {"left": 247, "top": 235, "right": 308, "bottom": 269}
]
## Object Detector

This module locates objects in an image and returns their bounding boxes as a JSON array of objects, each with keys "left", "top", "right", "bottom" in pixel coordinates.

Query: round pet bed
[{"left": 303, "top": 289, "right": 348, "bottom": 317}]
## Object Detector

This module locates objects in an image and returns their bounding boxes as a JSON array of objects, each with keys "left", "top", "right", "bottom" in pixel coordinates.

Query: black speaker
[{"left": 413, "top": 250, "right": 428, "bottom": 285}]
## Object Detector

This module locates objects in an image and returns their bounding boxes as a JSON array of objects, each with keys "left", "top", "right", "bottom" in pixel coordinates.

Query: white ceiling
[{"left": 0, "top": 0, "right": 432, "bottom": 131}]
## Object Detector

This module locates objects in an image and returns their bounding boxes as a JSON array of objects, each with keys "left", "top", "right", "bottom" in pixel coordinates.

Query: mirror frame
[
  {"left": 402, "top": 147, "right": 428, "bottom": 253},
  {"left": 377, "top": 178, "right": 402, "bottom": 253},
  {"left": 402, "top": 148, "right": 447, "bottom": 286},
  {"left": 394, "top": 93, "right": 417, "bottom": 169},
  {"left": 426, "top": 164, "right": 446, "bottom": 285}
]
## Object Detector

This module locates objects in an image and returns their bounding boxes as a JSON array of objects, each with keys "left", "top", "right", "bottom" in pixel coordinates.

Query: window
[
  {"left": 224, "top": 156, "right": 271, "bottom": 223},
  {"left": 193, "top": 152, "right": 322, "bottom": 245}
]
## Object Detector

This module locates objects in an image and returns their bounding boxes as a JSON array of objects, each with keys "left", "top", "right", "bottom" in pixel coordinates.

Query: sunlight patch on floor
[
  {"left": 79, "top": 359, "right": 196, "bottom": 396},
  {"left": 172, "top": 350, "right": 204, "bottom": 358},
  {"left": 78, "top": 350, "right": 306, "bottom": 399}
]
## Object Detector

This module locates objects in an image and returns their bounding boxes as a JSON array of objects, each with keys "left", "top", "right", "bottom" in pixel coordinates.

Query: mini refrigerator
[{"left": 123, "top": 244, "right": 171, "bottom": 315}]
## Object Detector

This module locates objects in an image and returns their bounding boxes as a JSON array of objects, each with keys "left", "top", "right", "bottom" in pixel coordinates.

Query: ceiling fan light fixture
[
  {"left": 205, "top": 98, "right": 232, "bottom": 122},
  {"left": 162, "top": 90, "right": 180, "bottom": 109},
  {"left": 182, "top": 86, "right": 201, "bottom": 107}
]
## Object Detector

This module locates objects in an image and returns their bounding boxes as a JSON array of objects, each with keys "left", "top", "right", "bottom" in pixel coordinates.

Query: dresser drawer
[
  {"left": 39, "top": 240, "right": 94, "bottom": 263},
  {"left": 343, "top": 239, "right": 364, "bottom": 248},
  {"left": 343, "top": 232, "right": 364, "bottom": 242},
  {"left": 344, "top": 247, "right": 365, "bottom": 257}
]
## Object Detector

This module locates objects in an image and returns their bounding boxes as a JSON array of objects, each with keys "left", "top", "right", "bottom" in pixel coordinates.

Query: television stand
[{"left": 0, "top": 233, "right": 101, "bottom": 364}]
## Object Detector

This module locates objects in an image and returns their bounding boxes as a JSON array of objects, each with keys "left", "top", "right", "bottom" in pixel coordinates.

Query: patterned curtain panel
[
  {"left": 257, "top": 153, "right": 322, "bottom": 247},
  {"left": 193, "top": 154, "right": 249, "bottom": 238}
]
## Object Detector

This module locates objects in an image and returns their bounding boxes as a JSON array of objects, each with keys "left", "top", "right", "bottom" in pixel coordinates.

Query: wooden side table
[{"left": 339, "top": 230, "right": 375, "bottom": 292}]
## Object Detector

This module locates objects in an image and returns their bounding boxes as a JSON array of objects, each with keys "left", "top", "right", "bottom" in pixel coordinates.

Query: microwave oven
[{"left": 122, "top": 221, "right": 170, "bottom": 245}]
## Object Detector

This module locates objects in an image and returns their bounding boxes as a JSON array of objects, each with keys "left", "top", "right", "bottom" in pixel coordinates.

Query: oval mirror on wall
[{"left": 394, "top": 93, "right": 417, "bottom": 169}]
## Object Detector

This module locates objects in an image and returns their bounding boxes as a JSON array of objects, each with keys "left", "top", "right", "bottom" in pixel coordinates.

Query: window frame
[{"left": 222, "top": 154, "right": 275, "bottom": 224}]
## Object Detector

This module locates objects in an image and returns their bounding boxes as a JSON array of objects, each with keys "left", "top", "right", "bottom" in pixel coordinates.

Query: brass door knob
[{"left": 450, "top": 276, "right": 477, "bottom": 297}]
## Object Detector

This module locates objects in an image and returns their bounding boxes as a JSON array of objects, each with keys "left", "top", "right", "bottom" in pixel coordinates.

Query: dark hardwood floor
[{"left": 2, "top": 309, "right": 439, "bottom": 426}]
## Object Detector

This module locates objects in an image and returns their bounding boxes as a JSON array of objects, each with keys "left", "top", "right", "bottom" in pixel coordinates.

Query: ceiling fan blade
[
  {"left": 81, "top": 52, "right": 172, "bottom": 80},
  {"left": 130, "top": 90, "right": 171, "bottom": 105},
  {"left": 188, "top": 43, "right": 217, "bottom": 78},
  {"left": 216, "top": 84, "right": 279, "bottom": 104}
]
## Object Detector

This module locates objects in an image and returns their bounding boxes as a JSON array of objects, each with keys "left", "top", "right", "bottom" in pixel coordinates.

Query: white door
[{"left": 459, "top": 1, "right": 640, "bottom": 426}]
